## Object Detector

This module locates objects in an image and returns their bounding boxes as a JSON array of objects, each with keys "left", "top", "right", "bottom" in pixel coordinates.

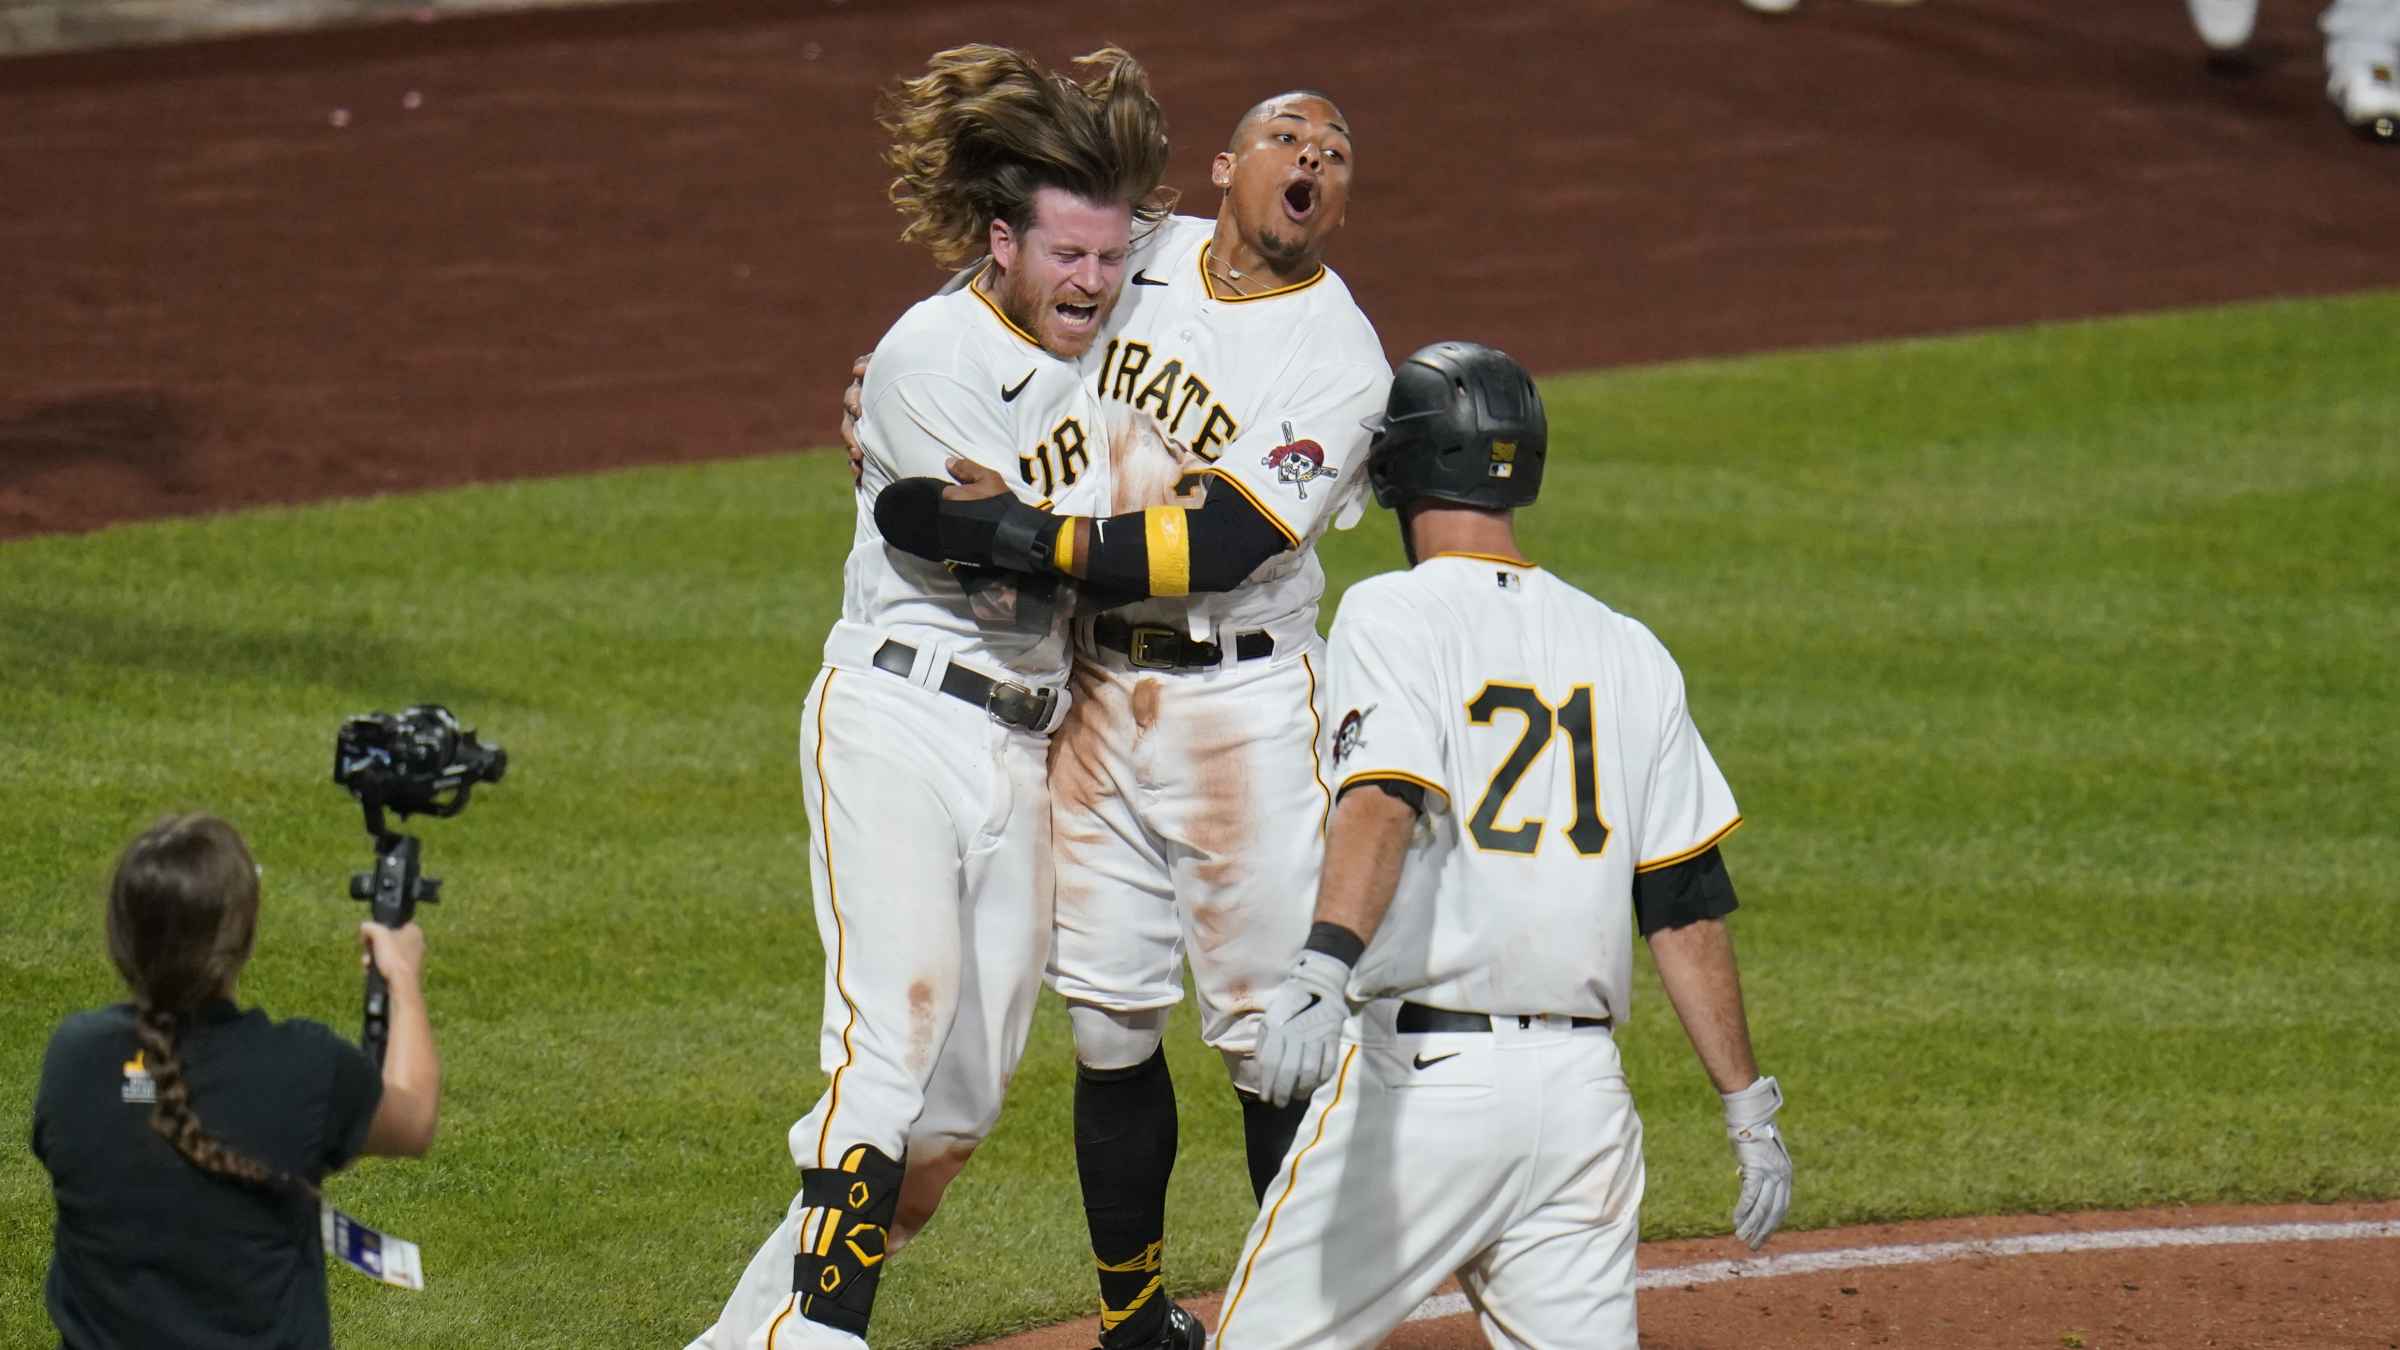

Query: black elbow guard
[{"left": 874, "top": 478, "right": 1059, "bottom": 573}]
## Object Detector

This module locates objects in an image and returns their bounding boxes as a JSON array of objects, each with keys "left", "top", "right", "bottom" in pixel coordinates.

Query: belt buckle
[
  {"left": 1126, "top": 624, "right": 1180, "bottom": 670},
  {"left": 984, "top": 680, "right": 1056, "bottom": 732}
]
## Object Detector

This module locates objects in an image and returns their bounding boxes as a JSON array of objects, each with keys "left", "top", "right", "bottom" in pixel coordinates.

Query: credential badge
[{"left": 121, "top": 1050, "right": 155, "bottom": 1104}]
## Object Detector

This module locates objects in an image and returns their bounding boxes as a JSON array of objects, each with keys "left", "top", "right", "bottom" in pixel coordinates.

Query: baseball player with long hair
[
  {"left": 1213, "top": 343, "right": 1795, "bottom": 1349},
  {"left": 874, "top": 90, "right": 1388, "bottom": 1350},
  {"left": 686, "top": 45, "right": 1169, "bottom": 1350}
]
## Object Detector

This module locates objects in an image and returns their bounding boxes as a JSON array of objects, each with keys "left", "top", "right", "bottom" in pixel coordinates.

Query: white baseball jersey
[
  {"left": 1216, "top": 553, "right": 1741, "bottom": 1350},
  {"left": 837, "top": 267, "right": 1114, "bottom": 688},
  {"left": 1044, "top": 216, "right": 1394, "bottom": 1096},
  {"left": 693, "top": 272, "right": 1107, "bottom": 1350},
  {"left": 1322, "top": 553, "right": 1742, "bottom": 1023},
  {"left": 1087, "top": 213, "right": 1389, "bottom": 634}
]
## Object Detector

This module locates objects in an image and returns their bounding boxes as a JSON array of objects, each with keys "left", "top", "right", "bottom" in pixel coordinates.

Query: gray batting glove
[
  {"left": 1722, "top": 1074, "right": 1792, "bottom": 1250},
  {"left": 1256, "top": 950, "right": 1353, "bottom": 1107}
]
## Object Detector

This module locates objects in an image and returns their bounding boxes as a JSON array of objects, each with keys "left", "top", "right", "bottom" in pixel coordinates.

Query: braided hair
[{"left": 107, "top": 814, "right": 316, "bottom": 1197}]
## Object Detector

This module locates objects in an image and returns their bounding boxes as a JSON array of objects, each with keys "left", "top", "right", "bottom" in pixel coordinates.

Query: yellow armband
[{"left": 1142, "top": 506, "right": 1191, "bottom": 597}]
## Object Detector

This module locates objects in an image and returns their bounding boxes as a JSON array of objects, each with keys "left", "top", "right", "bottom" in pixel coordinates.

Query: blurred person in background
[
  {"left": 1740, "top": 0, "right": 1924, "bottom": 15},
  {"left": 2190, "top": 0, "right": 2398, "bottom": 140}
]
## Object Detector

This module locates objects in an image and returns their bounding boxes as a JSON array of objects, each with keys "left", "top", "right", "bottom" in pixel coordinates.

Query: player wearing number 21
[{"left": 1217, "top": 343, "right": 1794, "bottom": 1349}]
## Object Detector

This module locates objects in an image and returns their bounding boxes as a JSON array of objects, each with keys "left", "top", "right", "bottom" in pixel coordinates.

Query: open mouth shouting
[
  {"left": 1055, "top": 298, "right": 1101, "bottom": 334},
  {"left": 1282, "top": 175, "right": 1318, "bottom": 224}
]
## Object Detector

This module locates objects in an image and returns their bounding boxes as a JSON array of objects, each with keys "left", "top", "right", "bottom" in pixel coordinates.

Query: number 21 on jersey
[{"left": 1464, "top": 683, "right": 1611, "bottom": 857}]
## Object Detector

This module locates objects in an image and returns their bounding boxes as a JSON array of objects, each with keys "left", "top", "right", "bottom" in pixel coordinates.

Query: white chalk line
[{"left": 1402, "top": 1219, "right": 2400, "bottom": 1325}]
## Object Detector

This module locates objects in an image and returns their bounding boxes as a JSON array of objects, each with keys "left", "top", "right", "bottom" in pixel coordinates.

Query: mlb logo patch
[
  {"left": 121, "top": 1050, "right": 155, "bottom": 1104},
  {"left": 1496, "top": 572, "right": 1519, "bottom": 590}
]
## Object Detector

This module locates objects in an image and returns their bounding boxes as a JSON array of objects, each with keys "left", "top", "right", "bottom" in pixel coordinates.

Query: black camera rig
[{"left": 332, "top": 705, "right": 507, "bottom": 1064}]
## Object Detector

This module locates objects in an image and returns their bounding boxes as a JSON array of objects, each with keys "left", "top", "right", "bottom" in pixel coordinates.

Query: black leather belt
[
  {"left": 1088, "top": 615, "right": 1273, "bottom": 672},
  {"left": 872, "top": 640, "right": 1058, "bottom": 732},
  {"left": 1397, "top": 1002, "right": 1610, "bottom": 1033}
]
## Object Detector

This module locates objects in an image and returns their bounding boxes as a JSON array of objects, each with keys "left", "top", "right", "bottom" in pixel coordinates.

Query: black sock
[
  {"left": 1076, "top": 1046, "right": 1177, "bottom": 1347},
  {"left": 1240, "top": 1092, "right": 1312, "bottom": 1204}
]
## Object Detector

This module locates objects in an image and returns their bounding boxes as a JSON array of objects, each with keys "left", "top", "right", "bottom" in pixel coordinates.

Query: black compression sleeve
[
  {"left": 1338, "top": 776, "right": 1427, "bottom": 814},
  {"left": 1072, "top": 477, "right": 1291, "bottom": 597},
  {"left": 1186, "top": 479, "right": 1292, "bottom": 592},
  {"left": 1632, "top": 845, "right": 1740, "bottom": 937}
]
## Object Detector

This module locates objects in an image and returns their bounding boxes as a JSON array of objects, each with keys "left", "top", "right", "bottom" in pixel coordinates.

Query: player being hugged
[
  {"left": 686, "top": 45, "right": 1169, "bottom": 1350},
  {"left": 875, "top": 90, "right": 1389, "bottom": 1350},
  {"left": 1214, "top": 344, "right": 1794, "bottom": 1349}
]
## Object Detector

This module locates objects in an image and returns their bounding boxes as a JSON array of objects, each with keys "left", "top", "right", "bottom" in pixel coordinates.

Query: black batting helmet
[{"left": 1367, "top": 341, "right": 1547, "bottom": 512}]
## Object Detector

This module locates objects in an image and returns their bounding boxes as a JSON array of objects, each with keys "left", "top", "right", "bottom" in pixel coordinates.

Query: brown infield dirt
[
  {"left": 8, "top": 0, "right": 2400, "bottom": 540},
  {"left": 977, "top": 1201, "right": 2400, "bottom": 1350},
  {"left": 6, "top": 1, "right": 2398, "bottom": 1345}
]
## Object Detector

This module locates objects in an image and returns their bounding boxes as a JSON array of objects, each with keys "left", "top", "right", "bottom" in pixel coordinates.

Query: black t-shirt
[{"left": 32, "top": 1000, "right": 382, "bottom": 1350}]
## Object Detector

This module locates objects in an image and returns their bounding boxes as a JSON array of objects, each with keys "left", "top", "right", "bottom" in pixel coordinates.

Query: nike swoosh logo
[
  {"left": 1131, "top": 270, "right": 1169, "bottom": 287},
  {"left": 1001, "top": 371, "right": 1034, "bottom": 402},
  {"left": 1412, "top": 1052, "right": 1459, "bottom": 1071},
  {"left": 1298, "top": 993, "right": 1323, "bottom": 1014}
]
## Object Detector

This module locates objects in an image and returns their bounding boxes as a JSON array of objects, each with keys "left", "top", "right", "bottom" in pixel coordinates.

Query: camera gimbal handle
[{"left": 350, "top": 831, "right": 440, "bottom": 1067}]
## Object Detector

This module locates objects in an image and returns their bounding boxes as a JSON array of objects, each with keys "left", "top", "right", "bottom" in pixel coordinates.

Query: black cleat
[{"left": 1094, "top": 1300, "right": 1206, "bottom": 1350}]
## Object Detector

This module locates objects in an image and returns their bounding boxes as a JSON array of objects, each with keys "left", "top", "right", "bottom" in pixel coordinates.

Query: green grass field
[{"left": 5, "top": 291, "right": 2396, "bottom": 1348}]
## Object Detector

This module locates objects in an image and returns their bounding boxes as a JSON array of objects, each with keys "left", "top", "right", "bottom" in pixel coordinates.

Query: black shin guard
[
  {"left": 1240, "top": 1092, "right": 1312, "bottom": 1203},
  {"left": 1075, "top": 1047, "right": 1177, "bottom": 1347},
  {"left": 792, "top": 1143, "right": 904, "bottom": 1337}
]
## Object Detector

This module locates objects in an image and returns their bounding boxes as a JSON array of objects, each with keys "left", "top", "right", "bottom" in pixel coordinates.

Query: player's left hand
[
  {"left": 1721, "top": 1074, "right": 1792, "bottom": 1249},
  {"left": 842, "top": 353, "right": 870, "bottom": 489},
  {"left": 1256, "top": 949, "right": 1353, "bottom": 1107},
  {"left": 942, "top": 456, "right": 1013, "bottom": 502}
]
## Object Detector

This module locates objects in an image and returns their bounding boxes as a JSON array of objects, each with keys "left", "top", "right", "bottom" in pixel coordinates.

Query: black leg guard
[
  {"left": 1240, "top": 1092, "right": 1311, "bottom": 1204},
  {"left": 1076, "top": 1047, "right": 1177, "bottom": 1349},
  {"left": 792, "top": 1143, "right": 904, "bottom": 1337}
]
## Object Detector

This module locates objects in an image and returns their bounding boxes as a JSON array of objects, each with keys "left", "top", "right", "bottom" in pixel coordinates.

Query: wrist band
[{"left": 1304, "top": 921, "right": 1366, "bottom": 967}]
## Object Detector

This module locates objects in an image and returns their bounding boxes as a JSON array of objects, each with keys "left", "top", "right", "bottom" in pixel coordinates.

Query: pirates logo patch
[
  {"left": 1332, "top": 704, "right": 1375, "bottom": 765},
  {"left": 1263, "top": 420, "right": 1339, "bottom": 499}
]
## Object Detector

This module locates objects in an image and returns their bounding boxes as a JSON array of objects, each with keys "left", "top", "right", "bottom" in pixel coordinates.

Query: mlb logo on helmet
[
  {"left": 1489, "top": 439, "right": 1518, "bottom": 479},
  {"left": 1265, "top": 419, "right": 1340, "bottom": 499}
]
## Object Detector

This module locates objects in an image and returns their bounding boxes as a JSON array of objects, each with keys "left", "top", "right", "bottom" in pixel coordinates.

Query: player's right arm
[
  {"left": 841, "top": 353, "right": 871, "bottom": 489},
  {"left": 873, "top": 454, "right": 1289, "bottom": 596},
  {"left": 1255, "top": 579, "right": 1450, "bottom": 1106}
]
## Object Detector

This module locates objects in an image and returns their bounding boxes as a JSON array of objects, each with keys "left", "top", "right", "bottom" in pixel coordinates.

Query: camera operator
[{"left": 31, "top": 813, "right": 444, "bottom": 1350}]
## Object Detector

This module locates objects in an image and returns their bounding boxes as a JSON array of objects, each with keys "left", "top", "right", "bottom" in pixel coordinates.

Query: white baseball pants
[
  {"left": 687, "top": 665, "right": 1055, "bottom": 1350},
  {"left": 1046, "top": 641, "right": 1331, "bottom": 1094},
  {"left": 1212, "top": 1002, "right": 1646, "bottom": 1350}
]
